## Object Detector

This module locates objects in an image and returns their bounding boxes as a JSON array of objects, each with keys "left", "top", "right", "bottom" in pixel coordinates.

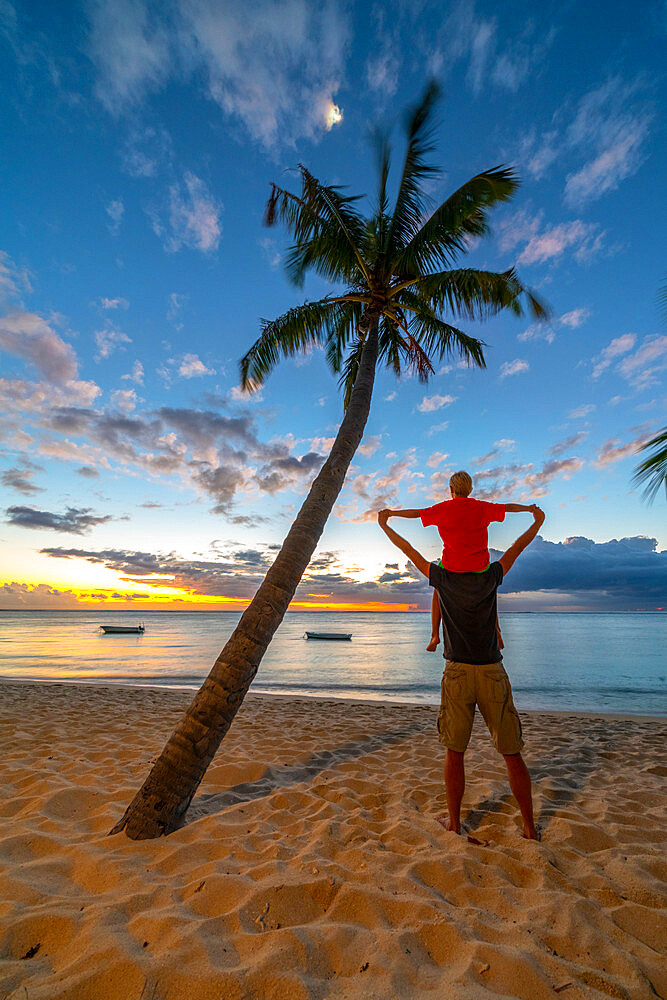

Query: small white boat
[
  {"left": 99, "top": 624, "right": 145, "bottom": 634},
  {"left": 304, "top": 631, "right": 352, "bottom": 641}
]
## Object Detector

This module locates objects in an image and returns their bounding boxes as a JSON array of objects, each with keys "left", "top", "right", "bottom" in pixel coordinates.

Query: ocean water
[{"left": 0, "top": 610, "right": 665, "bottom": 716}]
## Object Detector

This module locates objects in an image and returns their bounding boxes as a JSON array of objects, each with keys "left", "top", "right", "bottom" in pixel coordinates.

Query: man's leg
[
  {"left": 503, "top": 753, "right": 538, "bottom": 840},
  {"left": 441, "top": 749, "right": 465, "bottom": 833},
  {"left": 427, "top": 589, "right": 441, "bottom": 651}
]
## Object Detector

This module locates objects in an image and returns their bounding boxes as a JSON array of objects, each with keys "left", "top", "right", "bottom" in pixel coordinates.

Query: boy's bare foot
[{"left": 426, "top": 636, "right": 439, "bottom": 652}]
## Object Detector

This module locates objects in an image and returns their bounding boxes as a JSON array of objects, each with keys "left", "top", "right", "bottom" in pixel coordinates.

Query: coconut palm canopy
[
  {"left": 108, "top": 83, "right": 548, "bottom": 840},
  {"left": 241, "top": 83, "right": 546, "bottom": 406}
]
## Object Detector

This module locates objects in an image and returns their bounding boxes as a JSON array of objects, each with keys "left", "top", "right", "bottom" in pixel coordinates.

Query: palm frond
[
  {"left": 384, "top": 81, "right": 441, "bottom": 265},
  {"left": 264, "top": 171, "right": 369, "bottom": 288},
  {"left": 372, "top": 128, "right": 391, "bottom": 259},
  {"left": 296, "top": 164, "right": 372, "bottom": 284},
  {"left": 395, "top": 267, "right": 549, "bottom": 322},
  {"left": 632, "top": 428, "right": 667, "bottom": 503},
  {"left": 399, "top": 290, "right": 486, "bottom": 368},
  {"left": 240, "top": 298, "right": 352, "bottom": 389},
  {"left": 392, "top": 167, "right": 519, "bottom": 277}
]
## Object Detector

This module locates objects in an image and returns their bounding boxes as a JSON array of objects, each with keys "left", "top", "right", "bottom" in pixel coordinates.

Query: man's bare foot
[
  {"left": 436, "top": 814, "right": 460, "bottom": 833},
  {"left": 522, "top": 823, "right": 542, "bottom": 841},
  {"left": 426, "top": 636, "right": 439, "bottom": 652}
]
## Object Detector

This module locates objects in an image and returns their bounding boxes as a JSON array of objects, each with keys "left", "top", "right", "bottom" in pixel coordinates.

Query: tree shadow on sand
[{"left": 183, "top": 718, "right": 434, "bottom": 827}]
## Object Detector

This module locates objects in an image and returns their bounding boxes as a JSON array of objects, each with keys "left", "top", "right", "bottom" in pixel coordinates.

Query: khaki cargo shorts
[{"left": 437, "top": 660, "right": 524, "bottom": 755}]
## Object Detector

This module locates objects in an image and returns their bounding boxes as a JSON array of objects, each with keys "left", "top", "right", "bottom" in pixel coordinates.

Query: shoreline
[
  {"left": 1, "top": 675, "right": 665, "bottom": 723},
  {"left": 1, "top": 680, "right": 665, "bottom": 999}
]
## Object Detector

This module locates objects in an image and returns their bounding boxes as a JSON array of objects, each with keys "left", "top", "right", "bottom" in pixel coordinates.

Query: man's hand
[{"left": 377, "top": 508, "right": 391, "bottom": 527}]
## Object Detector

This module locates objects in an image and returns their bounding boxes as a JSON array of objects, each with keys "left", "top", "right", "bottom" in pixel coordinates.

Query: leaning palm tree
[{"left": 111, "top": 83, "right": 547, "bottom": 840}]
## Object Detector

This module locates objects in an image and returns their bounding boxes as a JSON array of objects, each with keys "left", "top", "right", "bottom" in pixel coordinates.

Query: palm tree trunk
[{"left": 110, "top": 324, "right": 379, "bottom": 839}]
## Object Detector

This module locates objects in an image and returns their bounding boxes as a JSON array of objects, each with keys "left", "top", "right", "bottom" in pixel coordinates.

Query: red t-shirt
[{"left": 420, "top": 496, "right": 506, "bottom": 572}]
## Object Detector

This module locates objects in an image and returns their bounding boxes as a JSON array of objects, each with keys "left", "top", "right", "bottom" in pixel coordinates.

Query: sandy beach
[{"left": 0, "top": 680, "right": 665, "bottom": 1000}]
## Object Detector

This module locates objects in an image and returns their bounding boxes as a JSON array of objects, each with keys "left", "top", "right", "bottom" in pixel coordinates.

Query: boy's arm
[
  {"left": 377, "top": 510, "right": 431, "bottom": 578},
  {"left": 501, "top": 502, "right": 540, "bottom": 513},
  {"left": 382, "top": 508, "right": 422, "bottom": 519},
  {"left": 499, "top": 506, "right": 545, "bottom": 576}
]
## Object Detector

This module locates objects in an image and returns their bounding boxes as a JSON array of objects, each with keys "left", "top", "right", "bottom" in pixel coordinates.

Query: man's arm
[
  {"left": 377, "top": 509, "right": 431, "bottom": 578},
  {"left": 500, "top": 502, "right": 539, "bottom": 513},
  {"left": 382, "top": 508, "right": 422, "bottom": 519},
  {"left": 500, "top": 506, "right": 545, "bottom": 576}
]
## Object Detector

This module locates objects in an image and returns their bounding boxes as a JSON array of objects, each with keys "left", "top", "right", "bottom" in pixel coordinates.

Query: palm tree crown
[{"left": 241, "top": 82, "right": 546, "bottom": 404}]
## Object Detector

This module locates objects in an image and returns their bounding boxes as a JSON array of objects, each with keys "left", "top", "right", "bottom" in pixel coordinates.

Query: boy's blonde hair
[{"left": 449, "top": 470, "right": 473, "bottom": 496}]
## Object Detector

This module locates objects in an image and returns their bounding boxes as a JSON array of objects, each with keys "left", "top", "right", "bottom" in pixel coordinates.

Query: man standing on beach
[{"left": 377, "top": 504, "right": 545, "bottom": 841}]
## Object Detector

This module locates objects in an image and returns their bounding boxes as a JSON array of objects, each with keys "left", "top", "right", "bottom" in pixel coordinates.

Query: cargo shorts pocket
[{"left": 443, "top": 666, "right": 468, "bottom": 700}]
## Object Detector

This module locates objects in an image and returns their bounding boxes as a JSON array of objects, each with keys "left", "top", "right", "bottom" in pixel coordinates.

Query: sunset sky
[{"left": 1, "top": 0, "right": 665, "bottom": 613}]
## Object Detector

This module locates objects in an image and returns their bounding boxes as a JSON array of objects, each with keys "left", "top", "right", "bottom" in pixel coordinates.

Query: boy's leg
[
  {"left": 503, "top": 753, "right": 538, "bottom": 839},
  {"left": 427, "top": 589, "right": 441, "bottom": 651}
]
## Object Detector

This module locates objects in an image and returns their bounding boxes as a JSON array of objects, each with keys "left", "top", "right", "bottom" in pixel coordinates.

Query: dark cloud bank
[{"left": 38, "top": 534, "right": 666, "bottom": 611}]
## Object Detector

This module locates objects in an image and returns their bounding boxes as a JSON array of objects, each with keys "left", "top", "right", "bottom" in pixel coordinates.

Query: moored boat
[
  {"left": 304, "top": 631, "right": 352, "bottom": 641},
  {"left": 99, "top": 624, "right": 145, "bottom": 634}
]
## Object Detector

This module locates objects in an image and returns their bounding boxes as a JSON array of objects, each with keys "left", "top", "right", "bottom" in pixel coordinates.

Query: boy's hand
[
  {"left": 377, "top": 509, "right": 390, "bottom": 528},
  {"left": 530, "top": 504, "right": 545, "bottom": 526}
]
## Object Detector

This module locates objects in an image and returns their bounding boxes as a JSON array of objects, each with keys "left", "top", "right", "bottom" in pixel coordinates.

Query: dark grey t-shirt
[{"left": 429, "top": 560, "right": 504, "bottom": 664}]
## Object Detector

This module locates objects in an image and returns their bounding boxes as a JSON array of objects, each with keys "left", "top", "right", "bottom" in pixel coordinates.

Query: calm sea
[{"left": 0, "top": 610, "right": 665, "bottom": 716}]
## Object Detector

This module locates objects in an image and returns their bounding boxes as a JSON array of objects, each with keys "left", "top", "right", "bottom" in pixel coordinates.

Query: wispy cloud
[
  {"left": 6, "top": 504, "right": 113, "bottom": 533},
  {"left": 152, "top": 172, "right": 222, "bottom": 253},
  {"left": 121, "top": 360, "right": 144, "bottom": 384},
  {"left": 518, "top": 308, "right": 591, "bottom": 344},
  {"left": 417, "top": 393, "right": 456, "bottom": 413},
  {"left": 87, "top": 0, "right": 170, "bottom": 113},
  {"left": 548, "top": 431, "right": 588, "bottom": 457},
  {"left": 99, "top": 297, "right": 129, "bottom": 310},
  {"left": 0, "top": 250, "right": 32, "bottom": 304},
  {"left": 593, "top": 428, "right": 653, "bottom": 467},
  {"left": 1, "top": 462, "right": 45, "bottom": 496},
  {"left": 474, "top": 455, "right": 583, "bottom": 500},
  {"left": 499, "top": 359, "right": 529, "bottom": 378},
  {"left": 94, "top": 324, "right": 131, "bottom": 361},
  {"left": 519, "top": 76, "right": 653, "bottom": 207},
  {"left": 429, "top": 2, "right": 555, "bottom": 95},
  {"left": 591, "top": 333, "right": 636, "bottom": 379},
  {"left": 616, "top": 336, "right": 667, "bottom": 390},
  {"left": 365, "top": 7, "right": 400, "bottom": 95},
  {"left": 110, "top": 388, "right": 139, "bottom": 412},
  {"left": 473, "top": 439, "right": 516, "bottom": 465},
  {"left": 0, "top": 310, "right": 78, "bottom": 382},
  {"left": 121, "top": 125, "right": 173, "bottom": 177},
  {"left": 519, "top": 220, "right": 604, "bottom": 265},
  {"left": 86, "top": 0, "right": 348, "bottom": 149},
  {"left": 178, "top": 354, "right": 215, "bottom": 378},
  {"left": 497, "top": 209, "right": 605, "bottom": 266},
  {"left": 105, "top": 198, "right": 124, "bottom": 236},
  {"left": 568, "top": 403, "right": 595, "bottom": 421},
  {"left": 564, "top": 77, "right": 653, "bottom": 206}
]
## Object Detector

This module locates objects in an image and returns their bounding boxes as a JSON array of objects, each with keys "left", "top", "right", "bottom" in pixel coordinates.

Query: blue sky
[{"left": 1, "top": 0, "right": 665, "bottom": 612}]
